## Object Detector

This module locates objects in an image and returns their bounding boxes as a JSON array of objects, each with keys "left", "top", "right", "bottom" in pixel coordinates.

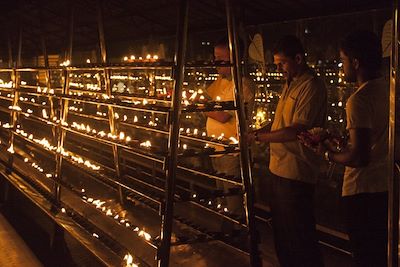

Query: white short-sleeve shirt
[{"left": 342, "top": 77, "right": 389, "bottom": 196}]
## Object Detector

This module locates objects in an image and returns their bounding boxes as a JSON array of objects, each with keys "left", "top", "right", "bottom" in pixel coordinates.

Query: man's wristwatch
[{"left": 324, "top": 150, "right": 331, "bottom": 162}]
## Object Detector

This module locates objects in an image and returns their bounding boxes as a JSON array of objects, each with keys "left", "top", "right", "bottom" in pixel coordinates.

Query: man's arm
[
  {"left": 205, "top": 77, "right": 255, "bottom": 124},
  {"left": 329, "top": 128, "right": 371, "bottom": 167},
  {"left": 255, "top": 123, "right": 308, "bottom": 143}
]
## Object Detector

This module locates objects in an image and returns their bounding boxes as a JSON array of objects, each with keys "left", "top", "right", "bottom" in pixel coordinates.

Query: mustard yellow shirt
[
  {"left": 269, "top": 69, "right": 327, "bottom": 183},
  {"left": 206, "top": 77, "right": 255, "bottom": 151}
]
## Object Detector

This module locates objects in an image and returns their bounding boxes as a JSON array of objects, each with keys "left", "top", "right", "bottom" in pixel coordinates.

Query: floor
[{"left": 0, "top": 212, "right": 42, "bottom": 267}]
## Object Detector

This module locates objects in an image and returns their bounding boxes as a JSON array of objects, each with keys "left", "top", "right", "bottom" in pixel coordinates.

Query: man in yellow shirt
[
  {"left": 249, "top": 35, "right": 327, "bottom": 267},
  {"left": 206, "top": 38, "right": 255, "bottom": 219},
  {"left": 322, "top": 31, "right": 388, "bottom": 267}
]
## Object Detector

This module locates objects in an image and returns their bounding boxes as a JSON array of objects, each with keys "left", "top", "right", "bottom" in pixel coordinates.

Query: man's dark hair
[
  {"left": 340, "top": 30, "right": 382, "bottom": 72},
  {"left": 272, "top": 35, "right": 305, "bottom": 59},
  {"left": 214, "top": 36, "right": 244, "bottom": 58}
]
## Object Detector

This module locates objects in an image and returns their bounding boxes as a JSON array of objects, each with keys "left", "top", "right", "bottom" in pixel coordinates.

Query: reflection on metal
[
  {"left": 39, "top": 7, "right": 57, "bottom": 143},
  {"left": 7, "top": 25, "right": 23, "bottom": 172},
  {"left": 225, "top": 1, "right": 261, "bottom": 266},
  {"left": 54, "top": 5, "right": 74, "bottom": 204},
  {"left": 97, "top": 0, "right": 124, "bottom": 204},
  {"left": 55, "top": 67, "right": 70, "bottom": 203},
  {"left": 66, "top": 3, "right": 74, "bottom": 63},
  {"left": 7, "top": 36, "right": 12, "bottom": 68},
  {"left": 158, "top": 0, "right": 189, "bottom": 266},
  {"left": 389, "top": 1, "right": 399, "bottom": 266}
]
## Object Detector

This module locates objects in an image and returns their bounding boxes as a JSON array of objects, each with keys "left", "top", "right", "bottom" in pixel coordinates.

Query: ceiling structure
[{"left": 0, "top": 0, "right": 392, "bottom": 62}]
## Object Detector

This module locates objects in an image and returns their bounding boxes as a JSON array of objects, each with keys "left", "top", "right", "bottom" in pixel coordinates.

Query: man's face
[
  {"left": 214, "top": 45, "right": 231, "bottom": 77},
  {"left": 273, "top": 53, "right": 300, "bottom": 81},
  {"left": 339, "top": 50, "right": 356, "bottom": 83}
]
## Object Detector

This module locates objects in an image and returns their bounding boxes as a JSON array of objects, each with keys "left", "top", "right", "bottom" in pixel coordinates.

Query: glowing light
[
  {"left": 123, "top": 254, "right": 139, "bottom": 267},
  {"left": 140, "top": 140, "right": 151, "bottom": 148},
  {"left": 229, "top": 137, "right": 239, "bottom": 144},
  {"left": 41, "top": 109, "right": 49, "bottom": 119},
  {"left": 138, "top": 230, "right": 151, "bottom": 241},
  {"left": 7, "top": 145, "right": 14, "bottom": 154},
  {"left": 60, "top": 60, "right": 71, "bottom": 66}
]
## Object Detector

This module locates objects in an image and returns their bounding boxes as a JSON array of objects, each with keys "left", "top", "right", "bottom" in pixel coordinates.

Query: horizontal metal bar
[
  {"left": 189, "top": 200, "right": 247, "bottom": 227},
  {"left": 68, "top": 111, "right": 109, "bottom": 122},
  {"left": 0, "top": 87, "right": 14, "bottom": 91},
  {"left": 178, "top": 165, "right": 243, "bottom": 186},
  {"left": 16, "top": 67, "right": 64, "bottom": 72},
  {"left": 119, "top": 121, "right": 168, "bottom": 134},
  {"left": 180, "top": 134, "right": 234, "bottom": 148},
  {"left": 113, "top": 94, "right": 172, "bottom": 104},
  {"left": 67, "top": 62, "right": 174, "bottom": 71},
  {"left": 185, "top": 61, "right": 233, "bottom": 68},
  {"left": 61, "top": 94, "right": 171, "bottom": 114},
  {"left": 0, "top": 96, "right": 13, "bottom": 101}
]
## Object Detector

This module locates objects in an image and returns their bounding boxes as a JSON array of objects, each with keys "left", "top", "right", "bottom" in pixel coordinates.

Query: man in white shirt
[
  {"left": 206, "top": 38, "right": 255, "bottom": 220},
  {"left": 249, "top": 35, "right": 327, "bottom": 267},
  {"left": 324, "top": 30, "right": 388, "bottom": 267}
]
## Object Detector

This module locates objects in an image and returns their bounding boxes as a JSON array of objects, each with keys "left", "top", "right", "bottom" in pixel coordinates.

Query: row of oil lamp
[
  {"left": 9, "top": 96, "right": 239, "bottom": 147},
  {"left": 8, "top": 105, "right": 238, "bottom": 159},
  {"left": 13, "top": 154, "right": 146, "bottom": 267},
  {"left": 3, "top": 105, "right": 242, "bottom": 220},
  {"left": 123, "top": 54, "right": 159, "bottom": 62},
  {"left": 62, "top": 89, "right": 235, "bottom": 112},
  {"left": 14, "top": 136, "right": 237, "bottom": 223},
  {"left": 7, "top": 83, "right": 347, "bottom": 136},
  {"left": 2, "top": 121, "right": 102, "bottom": 171}
]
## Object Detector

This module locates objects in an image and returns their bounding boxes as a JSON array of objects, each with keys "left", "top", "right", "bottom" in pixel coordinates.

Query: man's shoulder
[
  {"left": 363, "top": 77, "right": 388, "bottom": 94},
  {"left": 300, "top": 72, "right": 327, "bottom": 93},
  {"left": 346, "top": 90, "right": 368, "bottom": 111}
]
